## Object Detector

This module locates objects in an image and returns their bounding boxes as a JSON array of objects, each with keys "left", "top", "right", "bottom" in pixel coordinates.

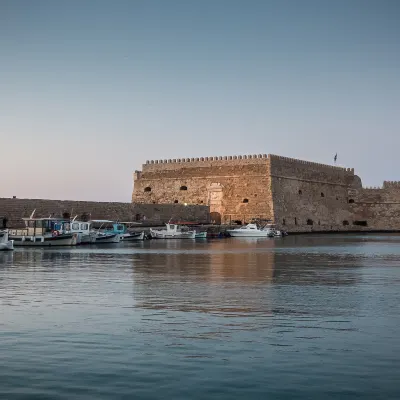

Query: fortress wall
[
  {"left": 0, "top": 198, "right": 209, "bottom": 228},
  {"left": 133, "top": 156, "right": 273, "bottom": 223},
  {"left": 347, "top": 184, "right": 400, "bottom": 230},
  {"left": 269, "top": 155, "right": 354, "bottom": 231},
  {"left": 141, "top": 154, "right": 268, "bottom": 173}
]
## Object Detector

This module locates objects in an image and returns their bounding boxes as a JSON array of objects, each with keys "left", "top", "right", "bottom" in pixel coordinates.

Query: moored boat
[
  {"left": 195, "top": 231, "right": 207, "bottom": 238},
  {"left": 0, "top": 230, "right": 14, "bottom": 251},
  {"left": 65, "top": 218, "right": 97, "bottom": 244},
  {"left": 227, "top": 223, "right": 274, "bottom": 238},
  {"left": 90, "top": 220, "right": 122, "bottom": 244},
  {"left": 103, "top": 222, "right": 145, "bottom": 241},
  {"left": 9, "top": 216, "right": 78, "bottom": 246},
  {"left": 150, "top": 223, "right": 196, "bottom": 239}
]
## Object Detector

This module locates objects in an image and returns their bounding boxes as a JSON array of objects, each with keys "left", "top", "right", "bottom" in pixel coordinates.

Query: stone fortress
[{"left": 132, "top": 153, "right": 400, "bottom": 232}]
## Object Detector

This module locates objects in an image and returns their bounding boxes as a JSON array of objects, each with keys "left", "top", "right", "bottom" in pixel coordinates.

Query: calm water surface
[{"left": 1, "top": 235, "right": 400, "bottom": 399}]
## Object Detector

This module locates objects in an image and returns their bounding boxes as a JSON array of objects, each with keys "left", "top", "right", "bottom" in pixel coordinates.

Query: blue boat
[{"left": 104, "top": 222, "right": 145, "bottom": 241}]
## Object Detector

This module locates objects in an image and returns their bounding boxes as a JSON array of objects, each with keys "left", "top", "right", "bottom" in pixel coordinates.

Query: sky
[{"left": 1, "top": 0, "right": 399, "bottom": 201}]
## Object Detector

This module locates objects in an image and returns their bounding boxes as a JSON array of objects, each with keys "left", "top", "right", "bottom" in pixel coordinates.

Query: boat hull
[
  {"left": 95, "top": 233, "right": 121, "bottom": 244},
  {"left": 0, "top": 241, "right": 14, "bottom": 251},
  {"left": 77, "top": 232, "right": 97, "bottom": 244},
  {"left": 122, "top": 232, "right": 145, "bottom": 241},
  {"left": 227, "top": 230, "right": 272, "bottom": 238},
  {"left": 195, "top": 231, "right": 207, "bottom": 238},
  {"left": 11, "top": 234, "right": 78, "bottom": 246},
  {"left": 150, "top": 229, "right": 195, "bottom": 239},
  {"left": 0, "top": 231, "right": 14, "bottom": 251}
]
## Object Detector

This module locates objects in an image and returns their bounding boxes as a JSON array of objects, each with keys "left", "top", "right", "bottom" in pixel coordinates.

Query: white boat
[
  {"left": 227, "top": 223, "right": 275, "bottom": 238},
  {"left": 9, "top": 215, "right": 78, "bottom": 246},
  {"left": 65, "top": 218, "right": 97, "bottom": 244},
  {"left": 0, "top": 230, "right": 14, "bottom": 251},
  {"left": 150, "top": 223, "right": 196, "bottom": 239}
]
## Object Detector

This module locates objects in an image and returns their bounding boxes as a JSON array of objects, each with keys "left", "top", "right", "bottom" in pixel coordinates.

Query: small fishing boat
[
  {"left": 90, "top": 220, "right": 122, "bottom": 244},
  {"left": 65, "top": 218, "right": 97, "bottom": 244},
  {"left": 195, "top": 231, "right": 207, "bottom": 238},
  {"left": 150, "top": 223, "right": 196, "bottom": 239},
  {"left": 227, "top": 223, "right": 275, "bottom": 238},
  {"left": 104, "top": 222, "right": 145, "bottom": 241},
  {"left": 0, "top": 230, "right": 14, "bottom": 251},
  {"left": 9, "top": 214, "right": 78, "bottom": 246}
]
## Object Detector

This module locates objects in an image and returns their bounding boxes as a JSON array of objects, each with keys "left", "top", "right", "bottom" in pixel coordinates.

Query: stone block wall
[
  {"left": 347, "top": 183, "right": 400, "bottom": 231},
  {"left": 269, "top": 155, "right": 358, "bottom": 232},
  {"left": 132, "top": 154, "right": 273, "bottom": 224},
  {"left": 0, "top": 198, "right": 209, "bottom": 228}
]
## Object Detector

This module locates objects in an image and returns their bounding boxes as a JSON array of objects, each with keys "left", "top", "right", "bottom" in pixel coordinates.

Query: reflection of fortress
[
  {"left": 131, "top": 240, "right": 276, "bottom": 314},
  {"left": 133, "top": 154, "right": 400, "bottom": 232}
]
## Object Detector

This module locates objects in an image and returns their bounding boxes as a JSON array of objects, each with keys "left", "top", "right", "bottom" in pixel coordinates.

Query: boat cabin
[
  {"left": 68, "top": 221, "right": 92, "bottom": 235},
  {"left": 10, "top": 218, "right": 68, "bottom": 236}
]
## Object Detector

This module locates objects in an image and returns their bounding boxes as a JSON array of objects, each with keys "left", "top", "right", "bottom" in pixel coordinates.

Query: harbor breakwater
[{"left": 0, "top": 198, "right": 210, "bottom": 228}]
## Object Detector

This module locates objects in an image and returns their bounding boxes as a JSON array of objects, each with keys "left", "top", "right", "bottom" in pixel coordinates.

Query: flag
[{"left": 334, "top": 153, "right": 337, "bottom": 163}]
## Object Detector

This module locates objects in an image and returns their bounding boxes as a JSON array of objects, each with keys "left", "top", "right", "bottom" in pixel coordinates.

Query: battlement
[
  {"left": 145, "top": 154, "right": 268, "bottom": 165},
  {"left": 383, "top": 181, "right": 400, "bottom": 189},
  {"left": 269, "top": 154, "right": 354, "bottom": 173},
  {"left": 364, "top": 186, "right": 383, "bottom": 190},
  {"left": 141, "top": 154, "right": 269, "bottom": 172}
]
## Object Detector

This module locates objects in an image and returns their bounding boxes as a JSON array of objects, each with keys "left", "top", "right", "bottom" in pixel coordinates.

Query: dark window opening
[
  {"left": 135, "top": 213, "right": 141, "bottom": 221},
  {"left": 318, "top": 220, "right": 321, "bottom": 225},
  {"left": 321, "top": 192, "right": 325, "bottom": 197},
  {"left": 282, "top": 218, "right": 286, "bottom": 225},
  {"left": 343, "top": 220, "right": 349, "bottom": 226},
  {"left": 336, "top": 197, "right": 339, "bottom": 200},
  {"left": 62, "top": 212, "right": 70, "bottom": 219},
  {"left": 254, "top": 194, "right": 258, "bottom": 197},
  {"left": 243, "top": 199, "right": 249, "bottom": 203},
  {"left": 294, "top": 217, "right": 297, "bottom": 225},
  {"left": 180, "top": 185, "right": 187, "bottom": 191},
  {"left": 144, "top": 187, "right": 151, "bottom": 192},
  {"left": 348, "top": 199, "right": 355, "bottom": 204},
  {"left": 200, "top": 200, "right": 203, "bottom": 204},
  {"left": 298, "top": 190, "right": 302, "bottom": 195},
  {"left": 354, "top": 220, "right": 367, "bottom": 226},
  {"left": 233, "top": 220, "right": 242, "bottom": 225},
  {"left": 174, "top": 200, "right": 178, "bottom": 203},
  {"left": 307, "top": 219, "right": 313, "bottom": 226}
]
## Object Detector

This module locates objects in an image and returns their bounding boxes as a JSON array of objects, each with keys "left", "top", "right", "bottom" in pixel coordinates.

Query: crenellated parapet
[
  {"left": 141, "top": 154, "right": 269, "bottom": 172},
  {"left": 145, "top": 154, "right": 268, "bottom": 164},
  {"left": 269, "top": 154, "right": 354, "bottom": 173},
  {"left": 383, "top": 181, "right": 400, "bottom": 189},
  {"left": 363, "top": 186, "right": 383, "bottom": 190}
]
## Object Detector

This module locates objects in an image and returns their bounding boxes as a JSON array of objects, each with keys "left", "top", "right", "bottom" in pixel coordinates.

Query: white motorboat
[
  {"left": 0, "top": 230, "right": 14, "bottom": 251},
  {"left": 9, "top": 215, "right": 78, "bottom": 247},
  {"left": 150, "top": 223, "right": 196, "bottom": 239},
  {"left": 227, "top": 223, "right": 275, "bottom": 238}
]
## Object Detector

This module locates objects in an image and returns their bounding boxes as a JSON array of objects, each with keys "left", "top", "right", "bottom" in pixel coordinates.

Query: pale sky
[{"left": 1, "top": 0, "right": 399, "bottom": 201}]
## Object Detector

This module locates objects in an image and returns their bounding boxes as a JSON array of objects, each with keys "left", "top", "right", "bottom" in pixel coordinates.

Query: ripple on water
[{"left": 1, "top": 235, "right": 400, "bottom": 399}]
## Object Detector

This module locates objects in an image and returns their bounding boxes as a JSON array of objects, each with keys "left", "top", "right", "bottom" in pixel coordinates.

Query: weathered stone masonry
[
  {"left": 132, "top": 154, "right": 400, "bottom": 232},
  {"left": 0, "top": 198, "right": 209, "bottom": 228}
]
